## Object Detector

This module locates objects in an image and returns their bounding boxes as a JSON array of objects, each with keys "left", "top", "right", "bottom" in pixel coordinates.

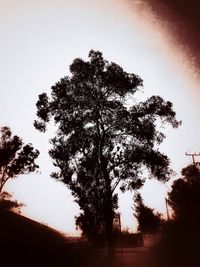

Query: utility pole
[
  {"left": 165, "top": 197, "right": 170, "bottom": 221},
  {"left": 185, "top": 152, "right": 200, "bottom": 165}
]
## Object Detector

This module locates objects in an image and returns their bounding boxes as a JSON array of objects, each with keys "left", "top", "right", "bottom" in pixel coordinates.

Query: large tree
[
  {"left": 0, "top": 126, "right": 39, "bottom": 195},
  {"left": 34, "top": 50, "right": 180, "bottom": 248}
]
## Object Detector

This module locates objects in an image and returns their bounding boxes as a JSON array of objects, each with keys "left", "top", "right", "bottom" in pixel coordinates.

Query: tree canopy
[
  {"left": 155, "top": 163, "right": 200, "bottom": 267},
  {"left": 34, "top": 50, "right": 180, "bottom": 246},
  {"left": 0, "top": 126, "right": 39, "bottom": 195},
  {"left": 168, "top": 163, "right": 200, "bottom": 226},
  {"left": 0, "top": 191, "right": 24, "bottom": 212}
]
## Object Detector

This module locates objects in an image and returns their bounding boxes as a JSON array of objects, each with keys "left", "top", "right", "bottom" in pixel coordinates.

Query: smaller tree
[
  {"left": 134, "top": 193, "right": 162, "bottom": 232},
  {"left": 168, "top": 163, "right": 200, "bottom": 227},
  {"left": 0, "top": 191, "right": 24, "bottom": 212},
  {"left": 156, "top": 164, "right": 200, "bottom": 267},
  {"left": 0, "top": 126, "right": 39, "bottom": 195}
]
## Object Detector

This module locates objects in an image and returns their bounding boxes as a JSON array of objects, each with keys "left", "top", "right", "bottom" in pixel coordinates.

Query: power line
[{"left": 185, "top": 152, "right": 200, "bottom": 165}]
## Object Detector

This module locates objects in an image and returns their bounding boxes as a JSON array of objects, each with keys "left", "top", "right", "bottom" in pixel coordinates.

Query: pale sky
[{"left": 1, "top": 0, "right": 200, "bottom": 235}]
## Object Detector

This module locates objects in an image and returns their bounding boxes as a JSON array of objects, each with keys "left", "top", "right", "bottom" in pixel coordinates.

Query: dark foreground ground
[
  {"left": 0, "top": 243, "right": 152, "bottom": 267},
  {"left": 0, "top": 208, "right": 152, "bottom": 267},
  {"left": 1, "top": 208, "right": 200, "bottom": 267}
]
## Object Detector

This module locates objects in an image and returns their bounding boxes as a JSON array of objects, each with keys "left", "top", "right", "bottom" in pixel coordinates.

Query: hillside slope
[
  {"left": 0, "top": 208, "right": 67, "bottom": 244},
  {"left": 0, "top": 208, "right": 92, "bottom": 266}
]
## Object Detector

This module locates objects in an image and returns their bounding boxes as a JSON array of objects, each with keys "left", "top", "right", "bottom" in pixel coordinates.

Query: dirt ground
[{"left": 96, "top": 247, "right": 152, "bottom": 267}]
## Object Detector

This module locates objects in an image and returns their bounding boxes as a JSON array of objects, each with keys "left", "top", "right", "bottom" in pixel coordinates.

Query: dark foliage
[
  {"left": 0, "top": 126, "right": 39, "bottom": 194},
  {"left": 34, "top": 50, "right": 180, "bottom": 246},
  {"left": 151, "top": 163, "right": 200, "bottom": 267},
  {"left": 134, "top": 193, "right": 162, "bottom": 232},
  {"left": 0, "top": 191, "right": 24, "bottom": 212},
  {"left": 168, "top": 163, "right": 200, "bottom": 225}
]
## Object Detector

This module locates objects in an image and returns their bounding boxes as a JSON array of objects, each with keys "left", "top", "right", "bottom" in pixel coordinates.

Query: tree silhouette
[
  {"left": 34, "top": 50, "right": 180, "bottom": 249},
  {"left": 0, "top": 126, "right": 39, "bottom": 195},
  {"left": 154, "top": 164, "right": 200, "bottom": 267},
  {"left": 134, "top": 192, "right": 162, "bottom": 232},
  {"left": 168, "top": 163, "right": 200, "bottom": 226},
  {"left": 0, "top": 191, "right": 24, "bottom": 212}
]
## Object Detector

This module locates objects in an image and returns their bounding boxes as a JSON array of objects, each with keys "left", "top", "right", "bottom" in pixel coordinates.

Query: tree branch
[{"left": 111, "top": 177, "right": 122, "bottom": 193}]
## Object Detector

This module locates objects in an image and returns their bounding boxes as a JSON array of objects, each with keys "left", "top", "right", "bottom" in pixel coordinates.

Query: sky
[{"left": 1, "top": 0, "right": 200, "bottom": 235}]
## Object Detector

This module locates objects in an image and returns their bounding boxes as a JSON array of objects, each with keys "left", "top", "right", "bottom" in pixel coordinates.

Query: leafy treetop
[
  {"left": 0, "top": 126, "right": 39, "bottom": 194},
  {"left": 34, "top": 50, "right": 180, "bottom": 191},
  {"left": 168, "top": 163, "right": 200, "bottom": 225}
]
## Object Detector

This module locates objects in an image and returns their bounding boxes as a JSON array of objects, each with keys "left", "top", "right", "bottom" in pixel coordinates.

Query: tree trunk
[
  {"left": 96, "top": 115, "right": 114, "bottom": 254},
  {"left": 104, "top": 191, "right": 114, "bottom": 255},
  {"left": 102, "top": 161, "right": 114, "bottom": 254}
]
